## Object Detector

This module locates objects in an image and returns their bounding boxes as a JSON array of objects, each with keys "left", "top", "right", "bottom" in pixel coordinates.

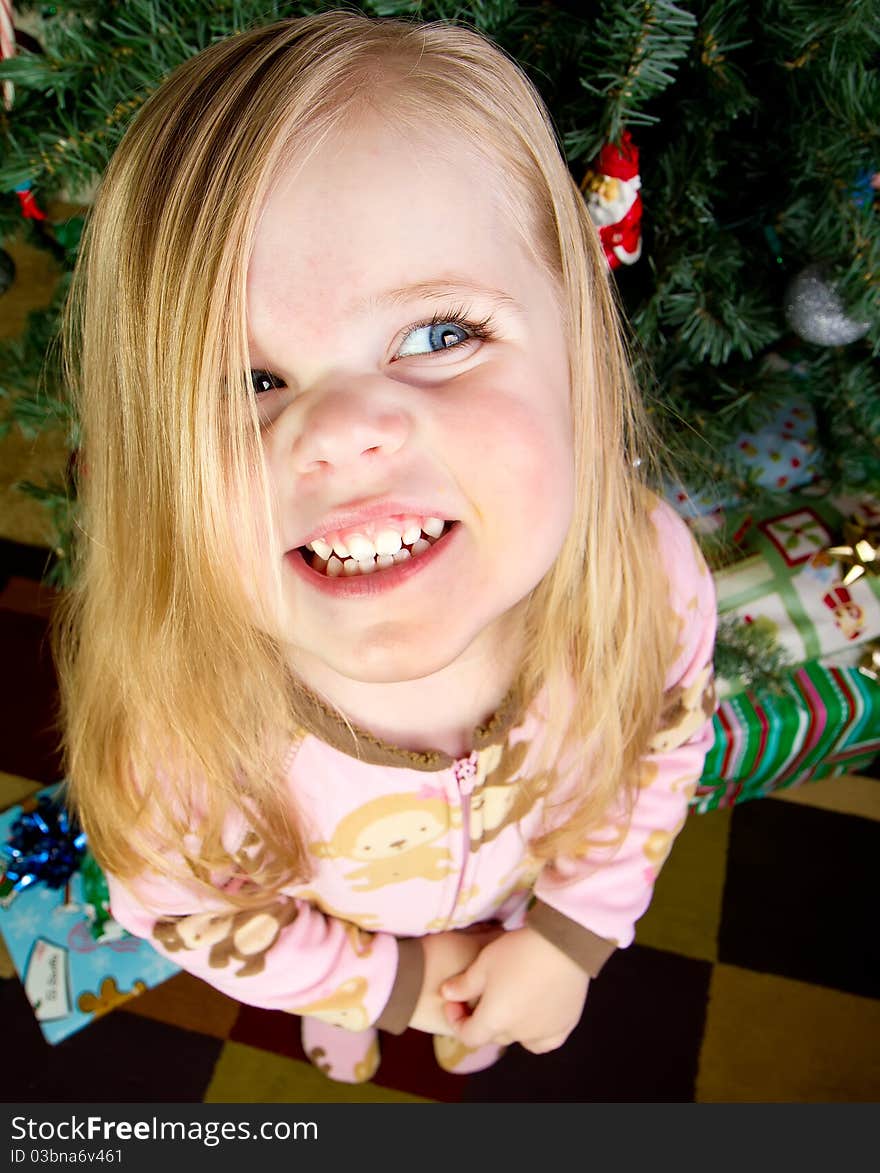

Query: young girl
[{"left": 54, "top": 10, "right": 717, "bottom": 1085}]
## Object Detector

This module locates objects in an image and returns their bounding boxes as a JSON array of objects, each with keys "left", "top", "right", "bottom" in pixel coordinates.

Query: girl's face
[{"left": 247, "top": 116, "right": 575, "bottom": 685}]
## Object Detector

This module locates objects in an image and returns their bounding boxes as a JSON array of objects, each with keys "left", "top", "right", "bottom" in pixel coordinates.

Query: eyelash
[
  {"left": 396, "top": 305, "right": 497, "bottom": 357},
  {"left": 248, "top": 305, "right": 496, "bottom": 395}
]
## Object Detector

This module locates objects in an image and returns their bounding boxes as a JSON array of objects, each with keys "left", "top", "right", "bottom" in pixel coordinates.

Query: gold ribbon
[
  {"left": 857, "top": 641, "right": 880, "bottom": 684},
  {"left": 826, "top": 521, "right": 879, "bottom": 587}
]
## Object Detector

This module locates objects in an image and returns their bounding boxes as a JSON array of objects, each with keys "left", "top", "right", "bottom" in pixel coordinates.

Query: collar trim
[{"left": 291, "top": 680, "right": 526, "bottom": 770}]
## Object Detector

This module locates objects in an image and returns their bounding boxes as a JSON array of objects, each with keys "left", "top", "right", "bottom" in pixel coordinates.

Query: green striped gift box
[{"left": 695, "top": 661, "right": 880, "bottom": 811}]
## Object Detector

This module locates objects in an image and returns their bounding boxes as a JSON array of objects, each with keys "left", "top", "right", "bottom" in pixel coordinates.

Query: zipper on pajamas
[{"left": 446, "top": 751, "right": 479, "bottom": 924}]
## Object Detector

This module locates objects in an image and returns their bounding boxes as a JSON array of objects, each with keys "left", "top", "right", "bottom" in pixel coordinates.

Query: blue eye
[
  {"left": 397, "top": 320, "right": 473, "bottom": 358},
  {"left": 398, "top": 307, "right": 497, "bottom": 356},
  {"left": 250, "top": 369, "right": 285, "bottom": 395}
]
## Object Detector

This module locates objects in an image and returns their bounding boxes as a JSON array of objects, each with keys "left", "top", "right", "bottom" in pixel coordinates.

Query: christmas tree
[{"left": 1, "top": 0, "right": 878, "bottom": 681}]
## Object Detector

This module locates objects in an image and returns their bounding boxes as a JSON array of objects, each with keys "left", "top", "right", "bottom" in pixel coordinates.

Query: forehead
[{"left": 246, "top": 117, "right": 536, "bottom": 343}]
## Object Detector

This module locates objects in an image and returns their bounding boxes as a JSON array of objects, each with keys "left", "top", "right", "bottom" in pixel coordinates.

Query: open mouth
[{"left": 297, "top": 517, "right": 458, "bottom": 578}]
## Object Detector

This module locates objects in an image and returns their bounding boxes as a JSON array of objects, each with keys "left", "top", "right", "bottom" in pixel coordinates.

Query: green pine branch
[{"left": 714, "top": 613, "right": 795, "bottom": 695}]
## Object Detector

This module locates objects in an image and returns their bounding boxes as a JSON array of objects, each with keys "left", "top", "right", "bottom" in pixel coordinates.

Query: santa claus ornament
[{"left": 581, "top": 130, "right": 643, "bottom": 269}]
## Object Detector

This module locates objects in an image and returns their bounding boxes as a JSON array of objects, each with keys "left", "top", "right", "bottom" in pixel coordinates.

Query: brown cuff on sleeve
[
  {"left": 375, "top": 937, "right": 425, "bottom": 1034},
  {"left": 526, "top": 900, "right": 617, "bottom": 978}
]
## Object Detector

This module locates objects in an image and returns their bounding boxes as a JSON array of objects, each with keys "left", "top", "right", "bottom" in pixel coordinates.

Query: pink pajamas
[{"left": 107, "top": 500, "right": 717, "bottom": 1056}]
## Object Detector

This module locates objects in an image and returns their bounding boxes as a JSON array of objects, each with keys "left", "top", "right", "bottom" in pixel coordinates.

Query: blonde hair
[{"left": 54, "top": 10, "right": 676, "bottom": 895}]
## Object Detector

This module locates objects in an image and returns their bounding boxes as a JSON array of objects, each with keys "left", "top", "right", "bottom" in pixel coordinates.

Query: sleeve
[
  {"left": 526, "top": 499, "right": 717, "bottom": 978},
  {"left": 107, "top": 868, "right": 424, "bottom": 1033}
]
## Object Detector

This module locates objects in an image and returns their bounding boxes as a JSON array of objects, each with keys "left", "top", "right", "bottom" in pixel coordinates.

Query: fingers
[
  {"left": 441, "top": 964, "right": 485, "bottom": 1004},
  {"left": 520, "top": 1032, "right": 569, "bottom": 1055},
  {"left": 444, "top": 1000, "right": 469, "bottom": 1028},
  {"left": 452, "top": 1013, "right": 497, "bottom": 1050},
  {"left": 452, "top": 1022, "right": 569, "bottom": 1052},
  {"left": 446, "top": 988, "right": 518, "bottom": 1049}
]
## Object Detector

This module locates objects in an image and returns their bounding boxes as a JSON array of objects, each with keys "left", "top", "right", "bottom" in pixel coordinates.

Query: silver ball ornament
[{"left": 783, "top": 264, "right": 871, "bottom": 346}]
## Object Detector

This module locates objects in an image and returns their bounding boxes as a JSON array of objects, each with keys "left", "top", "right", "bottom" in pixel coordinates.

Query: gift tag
[{"left": 23, "top": 936, "right": 72, "bottom": 1021}]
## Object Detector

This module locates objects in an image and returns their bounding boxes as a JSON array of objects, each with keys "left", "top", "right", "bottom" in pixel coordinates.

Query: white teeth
[
  {"left": 308, "top": 517, "right": 453, "bottom": 577},
  {"left": 309, "top": 517, "right": 449, "bottom": 560},
  {"left": 346, "top": 533, "right": 374, "bottom": 561},
  {"left": 374, "top": 528, "right": 403, "bottom": 556},
  {"left": 310, "top": 537, "right": 333, "bottom": 560},
  {"left": 342, "top": 558, "right": 377, "bottom": 577}
]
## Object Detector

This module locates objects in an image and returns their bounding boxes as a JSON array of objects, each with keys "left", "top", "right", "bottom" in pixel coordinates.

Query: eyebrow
[{"left": 351, "top": 277, "right": 524, "bottom": 316}]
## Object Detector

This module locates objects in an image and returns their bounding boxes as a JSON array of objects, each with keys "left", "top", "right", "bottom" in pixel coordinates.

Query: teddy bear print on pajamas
[{"left": 106, "top": 498, "right": 717, "bottom": 1042}]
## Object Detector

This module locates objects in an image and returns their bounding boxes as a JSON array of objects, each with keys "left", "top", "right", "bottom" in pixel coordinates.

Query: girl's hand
[
  {"left": 440, "top": 925, "right": 589, "bottom": 1053},
  {"left": 408, "top": 927, "right": 503, "bottom": 1036}
]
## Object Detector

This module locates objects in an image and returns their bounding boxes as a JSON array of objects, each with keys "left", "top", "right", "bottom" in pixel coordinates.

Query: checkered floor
[{"left": 2, "top": 550, "right": 879, "bottom": 1103}]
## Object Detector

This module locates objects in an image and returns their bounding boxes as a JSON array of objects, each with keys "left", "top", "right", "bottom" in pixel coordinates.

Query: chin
[
  {"left": 296, "top": 610, "right": 496, "bottom": 685},
  {"left": 336, "top": 629, "right": 475, "bottom": 685}
]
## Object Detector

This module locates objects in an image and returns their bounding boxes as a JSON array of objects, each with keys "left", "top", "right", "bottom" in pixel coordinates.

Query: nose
[{"left": 286, "top": 381, "right": 412, "bottom": 476}]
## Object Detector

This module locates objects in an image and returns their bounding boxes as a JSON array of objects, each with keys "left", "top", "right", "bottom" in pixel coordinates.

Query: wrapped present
[
  {"left": 731, "top": 394, "right": 819, "bottom": 493},
  {"left": 692, "top": 490, "right": 880, "bottom": 808},
  {"left": 695, "top": 659, "right": 880, "bottom": 811},
  {"left": 666, "top": 390, "right": 821, "bottom": 527},
  {"left": 712, "top": 492, "right": 880, "bottom": 696},
  {"left": 0, "top": 786, "right": 179, "bottom": 1044}
]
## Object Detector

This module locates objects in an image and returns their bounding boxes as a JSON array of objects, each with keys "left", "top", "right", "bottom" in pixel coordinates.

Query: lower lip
[{"left": 285, "top": 522, "right": 461, "bottom": 598}]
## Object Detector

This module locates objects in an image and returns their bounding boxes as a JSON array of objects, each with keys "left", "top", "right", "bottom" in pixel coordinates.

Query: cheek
[{"left": 448, "top": 378, "right": 574, "bottom": 519}]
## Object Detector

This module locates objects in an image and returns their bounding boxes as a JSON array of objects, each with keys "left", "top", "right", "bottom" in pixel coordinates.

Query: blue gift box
[
  {"left": 0, "top": 786, "right": 179, "bottom": 1044},
  {"left": 666, "top": 389, "right": 821, "bottom": 526}
]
